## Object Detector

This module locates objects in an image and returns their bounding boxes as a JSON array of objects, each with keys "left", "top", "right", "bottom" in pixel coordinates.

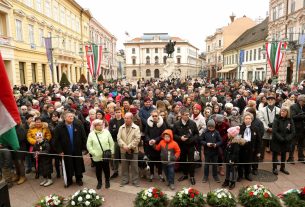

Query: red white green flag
[
  {"left": 265, "top": 41, "right": 287, "bottom": 76},
  {"left": 0, "top": 53, "right": 20, "bottom": 150},
  {"left": 85, "top": 44, "right": 103, "bottom": 79}
]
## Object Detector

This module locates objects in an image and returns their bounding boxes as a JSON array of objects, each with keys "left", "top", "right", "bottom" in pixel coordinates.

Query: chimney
[{"left": 230, "top": 12, "right": 236, "bottom": 23}]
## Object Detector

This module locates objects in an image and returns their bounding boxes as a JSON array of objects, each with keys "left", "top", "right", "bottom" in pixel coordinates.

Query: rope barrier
[{"left": 0, "top": 148, "right": 304, "bottom": 165}]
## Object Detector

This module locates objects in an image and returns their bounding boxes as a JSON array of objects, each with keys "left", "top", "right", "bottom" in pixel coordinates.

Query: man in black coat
[
  {"left": 54, "top": 111, "right": 87, "bottom": 187},
  {"left": 173, "top": 108, "right": 199, "bottom": 185},
  {"left": 236, "top": 90, "right": 249, "bottom": 113},
  {"left": 288, "top": 95, "right": 305, "bottom": 163}
]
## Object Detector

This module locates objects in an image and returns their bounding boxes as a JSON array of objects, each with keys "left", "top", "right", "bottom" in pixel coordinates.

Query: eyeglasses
[{"left": 152, "top": 115, "right": 158, "bottom": 117}]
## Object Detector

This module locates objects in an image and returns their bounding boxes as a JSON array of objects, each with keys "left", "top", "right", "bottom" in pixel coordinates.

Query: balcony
[{"left": 0, "top": 36, "right": 11, "bottom": 46}]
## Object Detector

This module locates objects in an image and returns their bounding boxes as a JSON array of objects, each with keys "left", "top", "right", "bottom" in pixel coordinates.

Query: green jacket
[{"left": 86, "top": 129, "right": 115, "bottom": 162}]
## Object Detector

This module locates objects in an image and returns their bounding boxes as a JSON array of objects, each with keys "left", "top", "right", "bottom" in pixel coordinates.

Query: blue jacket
[
  {"left": 201, "top": 129, "right": 222, "bottom": 155},
  {"left": 139, "top": 106, "right": 155, "bottom": 129}
]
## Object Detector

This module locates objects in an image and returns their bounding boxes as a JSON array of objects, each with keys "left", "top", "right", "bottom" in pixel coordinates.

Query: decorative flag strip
[
  {"left": 265, "top": 41, "right": 287, "bottom": 76},
  {"left": 85, "top": 45, "right": 93, "bottom": 77},
  {"left": 45, "top": 37, "right": 53, "bottom": 72},
  {"left": 297, "top": 34, "right": 305, "bottom": 71},
  {"left": 85, "top": 44, "right": 103, "bottom": 80}
]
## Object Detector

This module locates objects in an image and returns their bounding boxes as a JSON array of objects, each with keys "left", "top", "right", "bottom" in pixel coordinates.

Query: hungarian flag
[
  {"left": 265, "top": 41, "right": 287, "bottom": 76},
  {"left": 0, "top": 53, "right": 20, "bottom": 150},
  {"left": 85, "top": 44, "right": 103, "bottom": 80}
]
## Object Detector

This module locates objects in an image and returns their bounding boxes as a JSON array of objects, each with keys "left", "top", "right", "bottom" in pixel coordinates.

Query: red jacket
[{"left": 155, "top": 129, "right": 180, "bottom": 163}]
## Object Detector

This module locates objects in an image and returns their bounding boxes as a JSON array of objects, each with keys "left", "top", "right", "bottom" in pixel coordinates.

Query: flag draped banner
[
  {"left": 265, "top": 41, "right": 287, "bottom": 76},
  {"left": 85, "top": 44, "right": 103, "bottom": 80},
  {"left": 45, "top": 37, "right": 53, "bottom": 72},
  {"left": 0, "top": 52, "right": 20, "bottom": 150}
]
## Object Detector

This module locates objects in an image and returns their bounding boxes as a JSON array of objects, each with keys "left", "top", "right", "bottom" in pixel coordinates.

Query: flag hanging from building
[
  {"left": 45, "top": 37, "right": 53, "bottom": 72},
  {"left": 297, "top": 34, "right": 305, "bottom": 70},
  {"left": 0, "top": 52, "right": 20, "bottom": 150},
  {"left": 85, "top": 44, "right": 103, "bottom": 79},
  {"left": 239, "top": 50, "right": 245, "bottom": 65},
  {"left": 265, "top": 41, "right": 287, "bottom": 76}
]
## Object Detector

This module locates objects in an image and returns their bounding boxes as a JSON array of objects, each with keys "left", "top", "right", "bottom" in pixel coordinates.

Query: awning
[{"left": 217, "top": 67, "right": 237, "bottom": 73}]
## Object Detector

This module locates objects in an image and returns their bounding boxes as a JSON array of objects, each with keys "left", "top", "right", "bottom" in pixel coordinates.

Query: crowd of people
[{"left": 0, "top": 77, "right": 305, "bottom": 191}]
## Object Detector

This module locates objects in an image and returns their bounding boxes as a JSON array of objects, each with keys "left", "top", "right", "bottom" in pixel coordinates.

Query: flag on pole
[
  {"left": 265, "top": 41, "right": 287, "bottom": 76},
  {"left": 85, "top": 44, "right": 103, "bottom": 79},
  {"left": 239, "top": 50, "right": 245, "bottom": 65},
  {"left": 297, "top": 34, "right": 305, "bottom": 70},
  {"left": 0, "top": 52, "right": 20, "bottom": 150},
  {"left": 45, "top": 37, "right": 53, "bottom": 72}
]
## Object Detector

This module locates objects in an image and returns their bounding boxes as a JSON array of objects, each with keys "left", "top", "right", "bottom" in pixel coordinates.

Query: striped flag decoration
[
  {"left": 85, "top": 44, "right": 103, "bottom": 79},
  {"left": 265, "top": 41, "right": 287, "bottom": 76}
]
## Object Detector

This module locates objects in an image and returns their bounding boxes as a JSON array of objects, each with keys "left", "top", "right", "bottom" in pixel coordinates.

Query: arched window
[
  {"left": 154, "top": 69, "right": 160, "bottom": 78},
  {"left": 146, "top": 56, "right": 150, "bottom": 64},
  {"left": 163, "top": 56, "right": 167, "bottom": 64},
  {"left": 155, "top": 56, "right": 159, "bottom": 64},
  {"left": 146, "top": 69, "right": 151, "bottom": 77},
  {"left": 132, "top": 70, "right": 137, "bottom": 77}
]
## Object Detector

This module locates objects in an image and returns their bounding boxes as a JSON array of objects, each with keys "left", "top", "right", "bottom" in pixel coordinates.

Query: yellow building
[{"left": 0, "top": 0, "right": 92, "bottom": 86}]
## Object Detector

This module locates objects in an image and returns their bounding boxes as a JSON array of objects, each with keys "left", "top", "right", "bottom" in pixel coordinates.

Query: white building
[{"left": 124, "top": 33, "right": 200, "bottom": 80}]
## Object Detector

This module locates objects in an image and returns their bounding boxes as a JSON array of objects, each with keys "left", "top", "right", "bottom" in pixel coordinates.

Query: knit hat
[
  {"left": 207, "top": 119, "right": 215, "bottom": 128},
  {"left": 193, "top": 103, "right": 202, "bottom": 111},
  {"left": 130, "top": 106, "right": 137, "bottom": 115},
  {"left": 215, "top": 114, "right": 224, "bottom": 123},
  {"left": 227, "top": 126, "right": 240, "bottom": 138}
]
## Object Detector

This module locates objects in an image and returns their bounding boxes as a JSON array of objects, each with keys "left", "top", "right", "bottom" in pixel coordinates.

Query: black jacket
[
  {"left": 271, "top": 115, "right": 295, "bottom": 152},
  {"left": 173, "top": 119, "right": 199, "bottom": 150},
  {"left": 224, "top": 137, "right": 246, "bottom": 163},
  {"left": 290, "top": 103, "right": 305, "bottom": 134},
  {"left": 236, "top": 97, "right": 247, "bottom": 113},
  {"left": 109, "top": 118, "right": 125, "bottom": 142},
  {"left": 200, "top": 129, "right": 222, "bottom": 156}
]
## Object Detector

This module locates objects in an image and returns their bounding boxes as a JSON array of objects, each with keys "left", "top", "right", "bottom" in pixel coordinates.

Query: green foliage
[
  {"left": 67, "top": 188, "right": 103, "bottom": 207},
  {"left": 78, "top": 74, "right": 87, "bottom": 84},
  {"left": 59, "top": 72, "right": 70, "bottom": 88},
  {"left": 169, "top": 188, "right": 206, "bottom": 207},
  {"left": 134, "top": 187, "right": 168, "bottom": 207},
  {"left": 207, "top": 188, "right": 237, "bottom": 207},
  {"left": 238, "top": 185, "right": 281, "bottom": 207},
  {"left": 279, "top": 187, "right": 305, "bottom": 207}
]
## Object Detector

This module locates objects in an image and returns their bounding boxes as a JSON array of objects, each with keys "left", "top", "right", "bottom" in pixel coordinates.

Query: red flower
[
  {"left": 195, "top": 191, "right": 199, "bottom": 195},
  {"left": 154, "top": 194, "right": 159, "bottom": 198},
  {"left": 302, "top": 187, "right": 305, "bottom": 194},
  {"left": 152, "top": 188, "right": 157, "bottom": 194},
  {"left": 190, "top": 193, "right": 195, "bottom": 198},
  {"left": 249, "top": 192, "right": 254, "bottom": 197},
  {"left": 264, "top": 192, "right": 269, "bottom": 198},
  {"left": 188, "top": 188, "right": 193, "bottom": 193},
  {"left": 160, "top": 192, "right": 164, "bottom": 197}
]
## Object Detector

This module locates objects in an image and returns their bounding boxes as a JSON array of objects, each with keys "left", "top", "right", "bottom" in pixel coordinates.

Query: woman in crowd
[{"left": 167, "top": 103, "right": 181, "bottom": 129}]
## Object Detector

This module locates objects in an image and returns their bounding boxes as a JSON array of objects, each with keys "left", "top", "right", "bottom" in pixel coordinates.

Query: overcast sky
[{"left": 75, "top": 0, "right": 269, "bottom": 52}]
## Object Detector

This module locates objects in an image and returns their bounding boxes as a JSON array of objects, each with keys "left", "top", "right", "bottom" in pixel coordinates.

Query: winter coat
[
  {"left": 191, "top": 113, "right": 206, "bottom": 136},
  {"left": 155, "top": 129, "right": 181, "bottom": 165},
  {"left": 117, "top": 123, "right": 141, "bottom": 153},
  {"left": 167, "top": 112, "right": 179, "bottom": 129},
  {"left": 109, "top": 118, "right": 125, "bottom": 142},
  {"left": 228, "top": 115, "right": 242, "bottom": 127},
  {"left": 251, "top": 118, "right": 264, "bottom": 140},
  {"left": 173, "top": 119, "right": 199, "bottom": 151},
  {"left": 33, "top": 140, "right": 52, "bottom": 177},
  {"left": 15, "top": 125, "right": 27, "bottom": 160},
  {"left": 200, "top": 129, "right": 222, "bottom": 156},
  {"left": 290, "top": 103, "right": 305, "bottom": 135},
  {"left": 258, "top": 106, "right": 280, "bottom": 140},
  {"left": 139, "top": 106, "right": 156, "bottom": 129},
  {"left": 27, "top": 122, "right": 52, "bottom": 146},
  {"left": 53, "top": 121, "right": 87, "bottom": 178},
  {"left": 86, "top": 129, "right": 115, "bottom": 162},
  {"left": 144, "top": 116, "right": 167, "bottom": 159},
  {"left": 224, "top": 137, "right": 246, "bottom": 163},
  {"left": 271, "top": 115, "right": 295, "bottom": 152},
  {"left": 215, "top": 121, "right": 230, "bottom": 147}
]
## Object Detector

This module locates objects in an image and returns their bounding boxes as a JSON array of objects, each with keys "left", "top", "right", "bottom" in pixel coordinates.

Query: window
[
  {"left": 262, "top": 71, "right": 266, "bottom": 80},
  {"left": 146, "top": 69, "right": 151, "bottom": 77},
  {"left": 177, "top": 47, "right": 181, "bottom": 53},
  {"left": 19, "top": 62, "right": 25, "bottom": 84},
  {"left": 42, "top": 64, "right": 46, "bottom": 84},
  {"left": 255, "top": 71, "right": 260, "bottom": 80},
  {"left": 258, "top": 48, "right": 261, "bottom": 60},
  {"left": 28, "top": 25, "right": 34, "bottom": 44},
  {"left": 218, "top": 40, "right": 221, "bottom": 47},
  {"left": 278, "top": 3, "right": 283, "bottom": 17},
  {"left": 302, "top": 24, "right": 305, "bottom": 34},
  {"left": 132, "top": 57, "right": 136, "bottom": 65},
  {"left": 272, "top": 7, "right": 277, "bottom": 21},
  {"left": 39, "top": 28, "right": 44, "bottom": 47},
  {"left": 155, "top": 48, "right": 158, "bottom": 53},
  {"left": 155, "top": 56, "right": 159, "bottom": 64},
  {"left": 254, "top": 49, "right": 256, "bottom": 61},
  {"left": 66, "top": 11, "right": 71, "bottom": 29},
  {"left": 246, "top": 51, "right": 248, "bottom": 62},
  {"left": 25, "top": 0, "right": 33, "bottom": 7},
  {"left": 235, "top": 54, "right": 238, "bottom": 64},
  {"left": 132, "top": 48, "right": 135, "bottom": 54},
  {"left": 207, "top": 46, "right": 210, "bottom": 52},
  {"left": 53, "top": 1, "right": 58, "bottom": 22},
  {"left": 45, "top": 0, "right": 51, "bottom": 17},
  {"left": 177, "top": 57, "right": 181, "bottom": 64},
  {"left": 218, "top": 56, "right": 221, "bottom": 62},
  {"left": 163, "top": 56, "right": 167, "bottom": 64},
  {"left": 132, "top": 70, "right": 137, "bottom": 77},
  {"left": 71, "top": 14, "right": 75, "bottom": 31},
  {"left": 36, "top": 0, "right": 42, "bottom": 12},
  {"left": 249, "top": 50, "right": 252, "bottom": 61},
  {"left": 229, "top": 56, "right": 231, "bottom": 64},
  {"left": 208, "top": 59, "right": 210, "bottom": 63},
  {"left": 146, "top": 56, "right": 150, "bottom": 64},
  {"left": 15, "top": 20, "right": 22, "bottom": 41},
  {"left": 247, "top": 71, "right": 253, "bottom": 81},
  {"left": 291, "top": 0, "right": 295, "bottom": 13},
  {"left": 288, "top": 27, "right": 294, "bottom": 41},
  {"left": 146, "top": 48, "right": 150, "bottom": 53},
  {"left": 60, "top": 6, "right": 65, "bottom": 25},
  {"left": 31, "top": 63, "right": 36, "bottom": 82}
]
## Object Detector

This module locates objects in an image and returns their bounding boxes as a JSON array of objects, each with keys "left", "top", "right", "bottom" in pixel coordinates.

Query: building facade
[
  {"left": 205, "top": 15, "right": 256, "bottom": 79},
  {"left": 268, "top": 0, "right": 305, "bottom": 83},
  {"left": 89, "top": 18, "right": 117, "bottom": 81},
  {"left": 124, "top": 33, "right": 200, "bottom": 80},
  {"left": 221, "top": 18, "right": 268, "bottom": 81}
]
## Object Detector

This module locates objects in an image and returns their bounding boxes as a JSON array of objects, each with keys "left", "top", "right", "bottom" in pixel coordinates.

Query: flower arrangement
[
  {"left": 207, "top": 188, "right": 237, "bottom": 207},
  {"left": 134, "top": 187, "right": 168, "bottom": 207},
  {"left": 67, "top": 188, "right": 104, "bottom": 207},
  {"left": 169, "top": 187, "right": 205, "bottom": 207},
  {"left": 35, "top": 194, "right": 64, "bottom": 207},
  {"left": 238, "top": 184, "right": 281, "bottom": 207},
  {"left": 277, "top": 186, "right": 305, "bottom": 207}
]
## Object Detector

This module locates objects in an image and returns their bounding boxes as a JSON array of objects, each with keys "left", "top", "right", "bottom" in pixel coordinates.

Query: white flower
[
  {"left": 78, "top": 196, "right": 83, "bottom": 202},
  {"left": 148, "top": 188, "right": 152, "bottom": 193},
  {"left": 83, "top": 190, "right": 88, "bottom": 194},
  {"left": 71, "top": 201, "right": 75, "bottom": 206},
  {"left": 148, "top": 193, "right": 152, "bottom": 197},
  {"left": 183, "top": 189, "right": 189, "bottom": 194},
  {"left": 86, "top": 194, "right": 91, "bottom": 199},
  {"left": 102, "top": 197, "right": 105, "bottom": 202},
  {"left": 96, "top": 195, "right": 100, "bottom": 200},
  {"left": 217, "top": 194, "right": 222, "bottom": 198},
  {"left": 89, "top": 189, "right": 96, "bottom": 194},
  {"left": 85, "top": 201, "right": 90, "bottom": 206},
  {"left": 40, "top": 200, "right": 44, "bottom": 203}
]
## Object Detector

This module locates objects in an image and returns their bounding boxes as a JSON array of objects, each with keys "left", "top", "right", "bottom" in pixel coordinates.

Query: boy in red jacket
[{"left": 155, "top": 129, "right": 180, "bottom": 190}]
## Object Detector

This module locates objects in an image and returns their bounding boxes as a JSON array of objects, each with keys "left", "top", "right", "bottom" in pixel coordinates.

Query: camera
[{"left": 268, "top": 123, "right": 273, "bottom": 128}]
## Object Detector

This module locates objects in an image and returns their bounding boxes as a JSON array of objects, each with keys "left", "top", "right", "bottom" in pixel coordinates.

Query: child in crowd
[
  {"left": 33, "top": 132, "right": 53, "bottom": 187},
  {"left": 222, "top": 126, "right": 246, "bottom": 189},
  {"left": 154, "top": 129, "right": 180, "bottom": 190},
  {"left": 201, "top": 119, "right": 222, "bottom": 183}
]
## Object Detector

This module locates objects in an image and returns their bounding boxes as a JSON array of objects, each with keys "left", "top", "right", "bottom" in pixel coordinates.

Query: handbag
[
  {"left": 95, "top": 132, "right": 112, "bottom": 160},
  {"left": 194, "top": 147, "right": 200, "bottom": 161}
]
